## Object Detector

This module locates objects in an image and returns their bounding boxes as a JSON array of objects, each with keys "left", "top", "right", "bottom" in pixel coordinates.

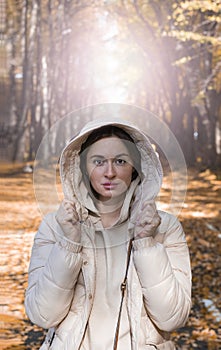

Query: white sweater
[{"left": 81, "top": 221, "right": 131, "bottom": 349}]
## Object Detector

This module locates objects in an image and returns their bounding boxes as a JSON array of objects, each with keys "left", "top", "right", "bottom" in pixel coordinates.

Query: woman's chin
[{"left": 98, "top": 191, "right": 126, "bottom": 203}]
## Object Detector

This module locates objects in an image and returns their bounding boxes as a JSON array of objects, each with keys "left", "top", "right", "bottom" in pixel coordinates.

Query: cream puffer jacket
[{"left": 25, "top": 119, "right": 192, "bottom": 350}]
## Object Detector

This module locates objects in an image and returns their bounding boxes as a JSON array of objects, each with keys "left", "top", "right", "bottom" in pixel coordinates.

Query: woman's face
[{"left": 86, "top": 137, "right": 134, "bottom": 201}]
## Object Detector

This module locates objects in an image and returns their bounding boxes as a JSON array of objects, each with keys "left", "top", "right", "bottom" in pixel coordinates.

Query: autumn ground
[{"left": 0, "top": 165, "right": 221, "bottom": 350}]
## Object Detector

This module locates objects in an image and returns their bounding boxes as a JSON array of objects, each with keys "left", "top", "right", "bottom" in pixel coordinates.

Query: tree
[
  {"left": 118, "top": 0, "right": 221, "bottom": 167},
  {"left": 1, "top": 0, "right": 221, "bottom": 169}
]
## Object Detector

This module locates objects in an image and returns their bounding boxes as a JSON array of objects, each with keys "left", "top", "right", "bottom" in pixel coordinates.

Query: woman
[{"left": 25, "top": 119, "right": 192, "bottom": 350}]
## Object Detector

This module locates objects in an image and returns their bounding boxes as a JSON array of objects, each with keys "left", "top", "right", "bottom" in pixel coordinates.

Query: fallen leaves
[
  {"left": 169, "top": 169, "right": 221, "bottom": 349},
  {"left": 0, "top": 166, "right": 220, "bottom": 349}
]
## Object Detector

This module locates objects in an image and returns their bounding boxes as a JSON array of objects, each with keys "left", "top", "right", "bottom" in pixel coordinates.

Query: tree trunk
[
  {"left": 203, "top": 89, "right": 219, "bottom": 169},
  {"left": 13, "top": 0, "right": 38, "bottom": 161}
]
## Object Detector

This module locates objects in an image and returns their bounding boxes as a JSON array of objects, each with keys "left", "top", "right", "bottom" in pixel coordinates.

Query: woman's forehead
[{"left": 86, "top": 137, "right": 132, "bottom": 157}]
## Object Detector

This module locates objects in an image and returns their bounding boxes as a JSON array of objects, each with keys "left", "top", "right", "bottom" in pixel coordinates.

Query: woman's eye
[
  {"left": 93, "top": 159, "right": 104, "bottom": 166},
  {"left": 115, "top": 159, "right": 126, "bottom": 165}
]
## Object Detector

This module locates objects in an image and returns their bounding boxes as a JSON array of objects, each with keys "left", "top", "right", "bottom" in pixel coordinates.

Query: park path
[{"left": 0, "top": 172, "right": 43, "bottom": 350}]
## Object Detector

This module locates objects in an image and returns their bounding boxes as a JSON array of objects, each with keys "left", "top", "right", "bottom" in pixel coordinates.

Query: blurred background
[
  {"left": 0, "top": 1, "right": 221, "bottom": 349},
  {"left": 1, "top": 0, "right": 220, "bottom": 167}
]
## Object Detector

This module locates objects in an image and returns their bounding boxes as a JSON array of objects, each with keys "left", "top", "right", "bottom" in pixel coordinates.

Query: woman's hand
[
  {"left": 55, "top": 199, "right": 81, "bottom": 243},
  {"left": 133, "top": 200, "right": 161, "bottom": 239}
]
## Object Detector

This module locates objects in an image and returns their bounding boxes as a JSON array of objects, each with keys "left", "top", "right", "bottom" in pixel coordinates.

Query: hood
[{"left": 59, "top": 118, "right": 163, "bottom": 220}]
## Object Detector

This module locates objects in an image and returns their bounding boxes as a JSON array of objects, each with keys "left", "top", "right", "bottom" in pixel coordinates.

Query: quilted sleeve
[
  {"left": 25, "top": 212, "right": 83, "bottom": 329},
  {"left": 132, "top": 212, "right": 191, "bottom": 332}
]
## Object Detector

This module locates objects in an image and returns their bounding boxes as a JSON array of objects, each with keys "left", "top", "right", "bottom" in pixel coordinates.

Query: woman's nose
[{"left": 104, "top": 161, "right": 116, "bottom": 178}]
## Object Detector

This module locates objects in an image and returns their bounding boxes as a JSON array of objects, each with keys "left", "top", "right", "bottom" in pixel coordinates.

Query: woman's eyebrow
[
  {"left": 89, "top": 155, "right": 105, "bottom": 159},
  {"left": 90, "top": 153, "right": 130, "bottom": 159},
  {"left": 115, "top": 153, "right": 130, "bottom": 158}
]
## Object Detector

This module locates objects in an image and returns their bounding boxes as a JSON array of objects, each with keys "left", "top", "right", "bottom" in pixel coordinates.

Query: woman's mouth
[{"left": 102, "top": 183, "right": 118, "bottom": 190}]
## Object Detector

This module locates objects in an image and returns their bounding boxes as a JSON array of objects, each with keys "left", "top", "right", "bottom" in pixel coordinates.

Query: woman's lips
[{"left": 102, "top": 183, "right": 118, "bottom": 190}]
